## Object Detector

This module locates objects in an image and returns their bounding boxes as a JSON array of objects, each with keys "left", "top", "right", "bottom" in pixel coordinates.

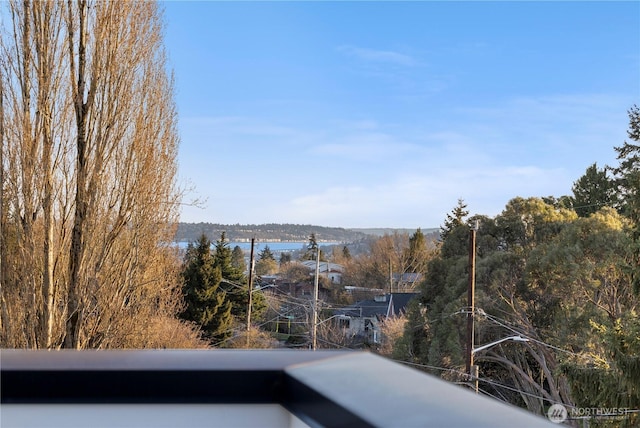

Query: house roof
[
  {"left": 335, "top": 293, "right": 418, "bottom": 319},
  {"left": 300, "top": 260, "right": 344, "bottom": 273},
  {"left": 392, "top": 272, "right": 422, "bottom": 283},
  {"left": 388, "top": 293, "right": 418, "bottom": 317}
]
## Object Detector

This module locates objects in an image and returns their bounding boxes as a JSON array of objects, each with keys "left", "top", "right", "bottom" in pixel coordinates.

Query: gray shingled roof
[{"left": 335, "top": 293, "right": 417, "bottom": 319}]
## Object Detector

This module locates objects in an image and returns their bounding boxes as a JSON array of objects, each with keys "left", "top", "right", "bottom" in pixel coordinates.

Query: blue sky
[{"left": 163, "top": 1, "right": 639, "bottom": 229}]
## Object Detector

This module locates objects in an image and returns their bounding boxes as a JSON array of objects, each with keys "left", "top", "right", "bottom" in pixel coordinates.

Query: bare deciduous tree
[
  {"left": 0, "top": 0, "right": 197, "bottom": 349},
  {"left": 342, "top": 232, "right": 433, "bottom": 292}
]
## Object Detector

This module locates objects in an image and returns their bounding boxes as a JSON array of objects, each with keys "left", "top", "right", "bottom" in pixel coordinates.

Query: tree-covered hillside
[{"left": 175, "top": 223, "right": 373, "bottom": 243}]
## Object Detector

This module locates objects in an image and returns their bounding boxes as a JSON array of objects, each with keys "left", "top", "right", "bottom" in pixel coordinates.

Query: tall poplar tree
[{"left": 0, "top": 0, "right": 186, "bottom": 348}]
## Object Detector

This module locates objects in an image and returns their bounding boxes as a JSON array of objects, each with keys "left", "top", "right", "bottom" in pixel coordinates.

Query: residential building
[{"left": 334, "top": 293, "right": 417, "bottom": 345}]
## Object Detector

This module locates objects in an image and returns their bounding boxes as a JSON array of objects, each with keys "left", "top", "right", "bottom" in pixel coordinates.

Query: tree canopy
[
  {"left": 571, "top": 163, "right": 617, "bottom": 217},
  {"left": 397, "top": 194, "right": 639, "bottom": 424}
]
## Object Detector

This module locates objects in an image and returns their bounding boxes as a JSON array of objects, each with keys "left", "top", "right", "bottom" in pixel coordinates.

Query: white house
[{"left": 300, "top": 260, "right": 344, "bottom": 284}]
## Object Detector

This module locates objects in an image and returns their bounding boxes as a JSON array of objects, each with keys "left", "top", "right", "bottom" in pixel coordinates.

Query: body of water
[{"left": 175, "top": 241, "right": 342, "bottom": 254}]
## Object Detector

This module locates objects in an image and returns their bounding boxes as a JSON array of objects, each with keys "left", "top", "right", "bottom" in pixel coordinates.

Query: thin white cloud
[
  {"left": 350, "top": 120, "right": 379, "bottom": 130},
  {"left": 337, "top": 45, "right": 417, "bottom": 67},
  {"left": 453, "top": 93, "right": 630, "bottom": 168},
  {"left": 259, "top": 164, "right": 569, "bottom": 228},
  {"left": 178, "top": 93, "right": 634, "bottom": 227},
  {"left": 311, "top": 133, "right": 420, "bottom": 162}
]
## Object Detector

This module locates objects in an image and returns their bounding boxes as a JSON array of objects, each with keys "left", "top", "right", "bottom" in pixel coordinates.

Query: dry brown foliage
[
  {"left": 377, "top": 314, "right": 408, "bottom": 357},
  {"left": 0, "top": 0, "right": 196, "bottom": 349}
]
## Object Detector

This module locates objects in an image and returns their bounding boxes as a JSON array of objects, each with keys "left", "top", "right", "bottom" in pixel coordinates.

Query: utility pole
[
  {"left": 246, "top": 238, "right": 255, "bottom": 349},
  {"left": 466, "top": 221, "right": 479, "bottom": 393},
  {"left": 311, "top": 247, "right": 320, "bottom": 350},
  {"left": 389, "top": 258, "right": 393, "bottom": 294}
]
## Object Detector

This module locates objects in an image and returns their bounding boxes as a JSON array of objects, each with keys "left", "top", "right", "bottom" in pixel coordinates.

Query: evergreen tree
[
  {"left": 231, "top": 245, "right": 246, "bottom": 273},
  {"left": 613, "top": 105, "right": 640, "bottom": 219},
  {"left": 213, "top": 232, "right": 246, "bottom": 318},
  {"left": 342, "top": 245, "right": 352, "bottom": 260},
  {"left": 301, "top": 233, "right": 326, "bottom": 261},
  {"left": 212, "top": 232, "right": 267, "bottom": 323},
  {"left": 399, "top": 198, "right": 579, "bottom": 415},
  {"left": 180, "top": 234, "right": 233, "bottom": 344},
  {"left": 538, "top": 208, "right": 639, "bottom": 427},
  {"left": 571, "top": 163, "right": 617, "bottom": 217},
  {"left": 258, "top": 245, "right": 276, "bottom": 261},
  {"left": 542, "top": 195, "right": 574, "bottom": 210},
  {"left": 403, "top": 228, "right": 430, "bottom": 274},
  {"left": 612, "top": 105, "right": 640, "bottom": 292},
  {"left": 255, "top": 245, "right": 278, "bottom": 276},
  {"left": 279, "top": 252, "right": 292, "bottom": 266},
  {"left": 440, "top": 199, "right": 469, "bottom": 240},
  {"left": 213, "top": 232, "right": 245, "bottom": 282}
]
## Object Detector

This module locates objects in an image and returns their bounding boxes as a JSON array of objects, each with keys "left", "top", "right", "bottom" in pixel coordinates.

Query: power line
[
  {"left": 315, "top": 337, "right": 355, "bottom": 350},
  {"left": 398, "top": 357, "right": 640, "bottom": 421},
  {"left": 476, "top": 375, "right": 562, "bottom": 406},
  {"left": 479, "top": 311, "right": 580, "bottom": 357},
  {"left": 390, "top": 358, "right": 466, "bottom": 376},
  {"left": 390, "top": 357, "right": 570, "bottom": 409}
]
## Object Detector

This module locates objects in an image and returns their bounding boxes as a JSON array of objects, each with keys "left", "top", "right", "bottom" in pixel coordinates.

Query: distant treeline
[
  {"left": 352, "top": 227, "right": 439, "bottom": 237},
  {"left": 175, "top": 223, "right": 370, "bottom": 243},
  {"left": 174, "top": 223, "right": 439, "bottom": 244}
]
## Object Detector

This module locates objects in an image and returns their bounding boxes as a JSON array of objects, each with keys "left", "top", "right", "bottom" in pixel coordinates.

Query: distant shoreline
[{"left": 174, "top": 222, "right": 440, "bottom": 246}]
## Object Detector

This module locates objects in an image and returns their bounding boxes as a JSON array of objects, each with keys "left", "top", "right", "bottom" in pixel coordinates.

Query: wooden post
[
  {"left": 246, "top": 238, "right": 255, "bottom": 348},
  {"left": 465, "top": 223, "right": 478, "bottom": 388},
  {"left": 312, "top": 248, "right": 320, "bottom": 350}
]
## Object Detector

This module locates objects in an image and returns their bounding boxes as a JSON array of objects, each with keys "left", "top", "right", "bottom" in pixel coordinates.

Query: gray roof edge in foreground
[
  {"left": 284, "top": 352, "right": 556, "bottom": 428},
  {"left": 1, "top": 349, "right": 556, "bottom": 427}
]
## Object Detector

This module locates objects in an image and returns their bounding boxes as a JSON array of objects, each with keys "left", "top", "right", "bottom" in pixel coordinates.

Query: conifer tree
[
  {"left": 301, "top": 233, "right": 326, "bottom": 261},
  {"left": 613, "top": 105, "right": 640, "bottom": 219},
  {"left": 258, "top": 245, "right": 276, "bottom": 261},
  {"left": 213, "top": 232, "right": 245, "bottom": 282},
  {"left": 231, "top": 245, "right": 246, "bottom": 273},
  {"left": 398, "top": 199, "right": 578, "bottom": 415},
  {"left": 212, "top": 233, "right": 267, "bottom": 323},
  {"left": 571, "top": 163, "right": 616, "bottom": 217},
  {"left": 180, "top": 234, "right": 233, "bottom": 344},
  {"left": 279, "top": 252, "right": 292, "bottom": 266},
  {"left": 342, "top": 246, "right": 352, "bottom": 260},
  {"left": 403, "top": 228, "right": 430, "bottom": 275},
  {"left": 440, "top": 199, "right": 469, "bottom": 240},
  {"left": 612, "top": 105, "right": 640, "bottom": 292},
  {"left": 255, "top": 245, "right": 277, "bottom": 276}
]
